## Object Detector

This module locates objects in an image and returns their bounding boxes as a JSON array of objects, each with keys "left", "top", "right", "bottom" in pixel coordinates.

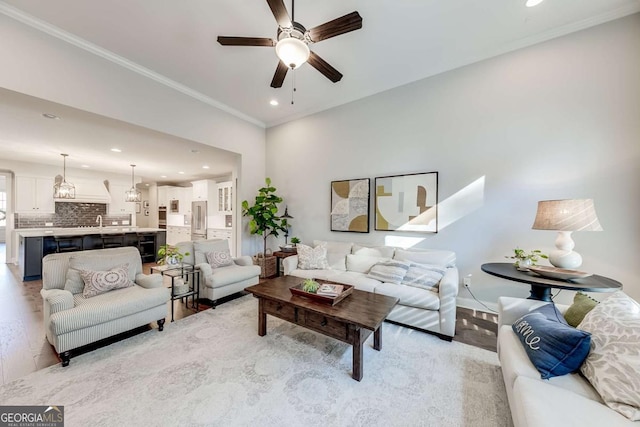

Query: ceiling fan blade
[
  {"left": 271, "top": 61, "right": 289, "bottom": 88},
  {"left": 307, "top": 51, "right": 343, "bottom": 83},
  {"left": 217, "top": 37, "right": 275, "bottom": 47},
  {"left": 266, "top": 0, "right": 292, "bottom": 28},
  {"left": 307, "top": 11, "right": 362, "bottom": 43}
]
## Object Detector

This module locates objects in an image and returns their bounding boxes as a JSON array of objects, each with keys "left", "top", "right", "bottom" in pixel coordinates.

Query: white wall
[
  {"left": 0, "top": 13, "right": 266, "bottom": 256},
  {"left": 266, "top": 14, "right": 640, "bottom": 306}
]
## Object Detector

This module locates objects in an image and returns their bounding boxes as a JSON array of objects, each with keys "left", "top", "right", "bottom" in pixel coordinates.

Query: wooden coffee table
[{"left": 245, "top": 276, "right": 398, "bottom": 381}]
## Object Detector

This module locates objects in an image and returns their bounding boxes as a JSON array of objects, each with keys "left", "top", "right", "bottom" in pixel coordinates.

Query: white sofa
[
  {"left": 497, "top": 296, "right": 634, "bottom": 427},
  {"left": 41, "top": 247, "right": 170, "bottom": 366},
  {"left": 175, "top": 239, "right": 261, "bottom": 304},
  {"left": 283, "top": 240, "right": 459, "bottom": 339}
]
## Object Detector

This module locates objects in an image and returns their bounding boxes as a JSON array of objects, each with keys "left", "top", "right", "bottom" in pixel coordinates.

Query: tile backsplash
[{"left": 15, "top": 203, "right": 131, "bottom": 229}]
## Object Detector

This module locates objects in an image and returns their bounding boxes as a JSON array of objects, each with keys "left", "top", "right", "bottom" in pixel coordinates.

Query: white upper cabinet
[
  {"left": 191, "top": 179, "right": 217, "bottom": 202},
  {"left": 107, "top": 183, "right": 135, "bottom": 214},
  {"left": 158, "top": 186, "right": 169, "bottom": 207},
  {"left": 15, "top": 176, "right": 55, "bottom": 213},
  {"left": 217, "top": 181, "right": 233, "bottom": 213}
]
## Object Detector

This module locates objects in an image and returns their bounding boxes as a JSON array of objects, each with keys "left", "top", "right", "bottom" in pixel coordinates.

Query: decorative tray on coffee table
[{"left": 290, "top": 282, "right": 354, "bottom": 306}]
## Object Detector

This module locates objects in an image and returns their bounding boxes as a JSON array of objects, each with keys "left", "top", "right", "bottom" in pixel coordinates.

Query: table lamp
[
  {"left": 280, "top": 206, "right": 293, "bottom": 245},
  {"left": 531, "top": 199, "right": 602, "bottom": 269}
]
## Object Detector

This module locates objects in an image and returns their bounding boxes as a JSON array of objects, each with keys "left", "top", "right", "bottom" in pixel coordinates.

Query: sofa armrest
[
  {"left": 438, "top": 267, "right": 459, "bottom": 299},
  {"left": 135, "top": 273, "right": 163, "bottom": 289},
  {"left": 196, "top": 262, "right": 213, "bottom": 277},
  {"left": 234, "top": 256, "right": 253, "bottom": 267},
  {"left": 40, "top": 288, "right": 74, "bottom": 314},
  {"left": 497, "top": 297, "right": 569, "bottom": 329},
  {"left": 283, "top": 255, "right": 299, "bottom": 276}
]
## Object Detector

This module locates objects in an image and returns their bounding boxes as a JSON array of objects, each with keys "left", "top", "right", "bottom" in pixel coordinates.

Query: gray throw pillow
[{"left": 206, "top": 250, "right": 234, "bottom": 268}]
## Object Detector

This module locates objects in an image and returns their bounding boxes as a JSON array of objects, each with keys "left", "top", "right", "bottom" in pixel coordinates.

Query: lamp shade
[
  {"left": 275, "top": 37, "right": 310, "bottom": 69},
  {"left": 531, "top": 199, "right": 602, "bottom": 231}
]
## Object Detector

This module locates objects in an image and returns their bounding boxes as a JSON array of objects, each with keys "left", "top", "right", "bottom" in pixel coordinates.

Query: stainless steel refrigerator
[{"left": 191, "top": 201, "right": 207, "bottom": 240}]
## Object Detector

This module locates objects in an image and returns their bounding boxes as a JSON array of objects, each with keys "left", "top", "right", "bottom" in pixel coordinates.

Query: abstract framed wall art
[
  {"left": 330, "top": 178, "right": 370, "bottom": 233},
  {"left": 374, "top": 172, "right": 438, "bottom": 233}
]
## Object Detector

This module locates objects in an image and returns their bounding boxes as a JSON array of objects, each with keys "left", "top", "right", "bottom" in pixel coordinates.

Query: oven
[{"left": 158, "top": 207, "right": 167, "bottom": 229}]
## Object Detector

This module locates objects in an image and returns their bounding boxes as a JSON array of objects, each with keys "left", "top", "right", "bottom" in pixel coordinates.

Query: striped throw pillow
[
  {"left": 401, "top": 262, "right": 447, "bottom": 291},
  {"left": 367, "top": 260, "right": 411, "bottom": 285}
]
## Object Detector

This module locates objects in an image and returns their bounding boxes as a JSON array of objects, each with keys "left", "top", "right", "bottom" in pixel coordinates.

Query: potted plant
[
  {"left": 506, "top": 248, "right": 548, "bottom": 270},
  {"left": 242, "top": 177, "right": 288, "bottom": 277},
  {"left": 290, "top": 237, "right": 301, "bottom": 247},
  {"left": 157, "top": 244, "right": 190, "bottom": 266}
]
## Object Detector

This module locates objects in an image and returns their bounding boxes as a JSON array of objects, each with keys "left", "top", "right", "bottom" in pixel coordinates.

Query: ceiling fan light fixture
[
  {"left": 525, "top": 0, "right": 544, "bottom": 7},
  {"left": 275, "top": 37, "right": 309, "bottom": 69}
]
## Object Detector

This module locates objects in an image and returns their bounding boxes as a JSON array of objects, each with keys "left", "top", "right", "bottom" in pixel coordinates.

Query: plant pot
[{"left": 253, "top": 255, "right": 277, "bottom": 278}]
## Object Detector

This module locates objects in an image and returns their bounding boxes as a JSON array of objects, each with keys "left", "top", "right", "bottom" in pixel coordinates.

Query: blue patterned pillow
[{"left": 512, "top": 304, "right": 591, "bottom": 379}]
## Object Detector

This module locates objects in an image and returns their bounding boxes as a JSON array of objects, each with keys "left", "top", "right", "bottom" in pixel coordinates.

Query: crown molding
[{"left": 0, "top": 2, "right": 265, "bottom": 128}]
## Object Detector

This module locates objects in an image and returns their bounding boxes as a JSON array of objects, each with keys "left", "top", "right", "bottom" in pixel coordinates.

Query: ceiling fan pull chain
[{"left": 291, "top": 69, "right": 296, "bottom": 105}]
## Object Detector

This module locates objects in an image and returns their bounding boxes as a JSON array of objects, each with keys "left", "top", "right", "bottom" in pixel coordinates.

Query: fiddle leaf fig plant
[{"left": 242, "top": 177, "right": 288, "bottom": 257}]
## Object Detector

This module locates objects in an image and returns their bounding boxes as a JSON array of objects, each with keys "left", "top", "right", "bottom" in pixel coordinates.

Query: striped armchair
[{"left": 41, "top": 247, "right": 170, "bottom": 366}]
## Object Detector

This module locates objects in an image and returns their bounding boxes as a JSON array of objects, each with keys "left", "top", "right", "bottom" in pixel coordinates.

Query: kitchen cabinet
[
  {"left": 192, "top": 179, "right": 217, "bottom": 202},
  {"left": 158, "top": 186, "right": 169, "bottom": 207},
  {"left": 167, "top": 225, "right": 191, "bottom": 246},
  {"left": 207, "top": 228, "right": 233, "bottom": 254},
  {"left": 108, "top": 183, "right": 136, "bottom": 214},
  {"left": 217, "top": 181, "right": 233, "bottom": 213},
  {"left": 15, "top": 176, "right": 55, "bottom": 213},
  {"left": 180, "top": 187, "right": 192, "bottom": 215}
]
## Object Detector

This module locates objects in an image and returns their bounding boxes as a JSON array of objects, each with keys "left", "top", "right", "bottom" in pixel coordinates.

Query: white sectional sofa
[
  {"left": 497, "top": 296, "right": 635, "bottom": 427},
  {"left": 283, "top": 240, "right": 459, "bottom": 339}
]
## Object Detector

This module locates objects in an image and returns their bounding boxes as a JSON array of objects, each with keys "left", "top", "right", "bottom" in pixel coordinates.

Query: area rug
[{"left": 0, "top": 296, "right": 512, "bottom": 427}]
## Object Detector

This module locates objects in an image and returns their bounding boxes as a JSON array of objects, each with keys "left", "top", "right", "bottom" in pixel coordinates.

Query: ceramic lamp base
[{"left": 549, "top": 250, "right": 582, "bottom": 269}]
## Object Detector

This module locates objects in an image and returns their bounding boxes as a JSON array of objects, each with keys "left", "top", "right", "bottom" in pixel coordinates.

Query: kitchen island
[{"left": 17, "top": 227, "right": 166, "bottom": 281}]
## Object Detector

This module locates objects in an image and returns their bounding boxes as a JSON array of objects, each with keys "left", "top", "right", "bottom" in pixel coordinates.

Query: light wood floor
[{"left": 0, "top": 247, "right": 498, "bottom": 385}]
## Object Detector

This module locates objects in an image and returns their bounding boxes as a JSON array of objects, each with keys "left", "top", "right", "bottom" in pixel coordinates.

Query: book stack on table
[{"left": 316, "top": 284, "right": 344, "bottom": 297}]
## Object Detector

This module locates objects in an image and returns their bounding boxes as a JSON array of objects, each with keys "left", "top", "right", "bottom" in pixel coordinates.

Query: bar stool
[
  {"left": 101, "top": 233, "right": 125, "bottom": 249},
  {"left": 54, "top": 235, "right": 84, "bottom": 253}
]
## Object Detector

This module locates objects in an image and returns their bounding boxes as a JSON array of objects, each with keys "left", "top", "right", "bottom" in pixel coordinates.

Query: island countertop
[{"left": 17, "top": 227, "right": 165, "bottom": 238}]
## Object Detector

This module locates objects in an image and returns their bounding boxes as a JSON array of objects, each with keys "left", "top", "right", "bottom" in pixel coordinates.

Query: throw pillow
[
  {"left": 564, "top": 292, "right": 599, "bottom": 327},
  {"left": 193, "top": 240, "right": 229, "bottom": 265},
  {"left": 367, "top": 260, "right": 411, "bottom": 285},
  {"left": 578, "top": 291, "right": 640, "bottom": 421},
  {"left": 352, "top": 244, "right": 395, "bottom": 258},
  {"left": 393, "top": 248, "right": 456, "bottom": 268},
  {"left": 512, "top": 304, "right": 591, "bottom": 379},
  {"left": 205, "top": 250, "right": 234, "bottom": 268},
  {"left": 80, "top": 264, "right": 134, "bottom": 298},
  {"left": 64, "top": 268, "right": 85, "bottom": 294},
  {"left": 345, "top": 254, "right": 389, "bottom": 274},
  {"left": 401, "top": 262, "right": 447, "bottom": 291},
  {"left": 297, "top": 243, "right": 329, "bottom": 270}
]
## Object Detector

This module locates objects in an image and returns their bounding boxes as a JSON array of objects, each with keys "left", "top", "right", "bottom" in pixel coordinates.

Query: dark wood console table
[{"left": 481, "top": 262, "right": 622, "bottom": 301}]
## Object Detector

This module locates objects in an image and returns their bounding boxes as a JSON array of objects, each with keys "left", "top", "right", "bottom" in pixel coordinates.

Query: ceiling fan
[{"left": 217, "top": 0, "right": 362, "bottom": 88}]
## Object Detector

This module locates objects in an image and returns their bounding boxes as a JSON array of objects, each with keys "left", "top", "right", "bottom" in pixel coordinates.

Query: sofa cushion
[
  {"left": 50, "top": 285, "right": 169, "bottom": 335},
  {"left": 352, "top": 244, "right": 395, "bottom": 258},
  {"left": 512, "top": 304, "right": 591, "bottom": 379},
  {"left": 205, "top": 250, "right": 234, "bottom": 268},
  {"left": 579, "top": 291, "right": 640, "bottom": 421},
  {"left": 564, "top": 292, "right": 599, "bottom": 327},
  {"left": 374, "top": 282, "right": 440, "bottom": 310},
  {"left": 393, "top": 248, "right": 456, "bottom": 267},
  {"left": 69, "top": 252, "right": 138, "bottom": 281},
  {"left": 193, "top": 240, "right": 229, "bottom": 265},
  {"left": 401, "top": 262, "right": 447, "bottom": 291},
  {"left": 80, "top": 264, "right": 134, "bottom": 298},
  {"left": 297, "top": 243, "right": 329, "bottom": 270},
  {"left": 346, "top": 254, "right": 389, "bottom": 274},
  {"left": 205, "top": 264, "right": 261, "bottom": 289},
  {"left": 367, "top": 260, "right": 410, "bottom": 285},
  {"left": 313, "top": 240, "right": 352, "bottom": 271},
  {"left": 512, "top": 376, "right": 631, "bottom": 427},
  {"left": 498, "top": 325, "right": 603, "bottom": 403}
]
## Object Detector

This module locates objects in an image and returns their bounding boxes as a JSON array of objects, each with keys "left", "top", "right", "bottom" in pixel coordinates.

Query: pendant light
[
  {"left": 125, "top": 164, "right": 141, "bottom": 202},
  {"left": 53, "top": 153, "right": 75, "bottom": 199}
]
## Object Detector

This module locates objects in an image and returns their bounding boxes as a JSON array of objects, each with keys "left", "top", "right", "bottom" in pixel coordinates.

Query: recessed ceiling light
[
  {"left": 110, "top": 148, "right": 122, "bottom": 153},
  {"left": 202, "top": 165, "right": 210, "bottom": 169},
  {"left": 81, "top": 164, "right": 90, "bottom": 168},
  {"left": 270, "top": 100, "right": 279, "bottom": 106},
  {"left": 525, "top": 0, "right": 544, "bottom": 7},
  {"left": 145, "top": 183, "right": 150, "bottom": 187},
  {"left": 178, "top": 171, "right": 185, "bottom": 175},
  {"left": 160, "top": 175, "right": 167, "bottom": 178},
  {"left": 191, "top": 149, "right": 199, "bottom": 153},
  {"left": 42, "top": 113, "right": 60, "bottom": 120}
]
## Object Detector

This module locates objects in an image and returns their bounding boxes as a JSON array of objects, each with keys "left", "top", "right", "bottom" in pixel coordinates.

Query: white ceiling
[{"left": 1, "top": 0, "right": 639, "bottom": 183}]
